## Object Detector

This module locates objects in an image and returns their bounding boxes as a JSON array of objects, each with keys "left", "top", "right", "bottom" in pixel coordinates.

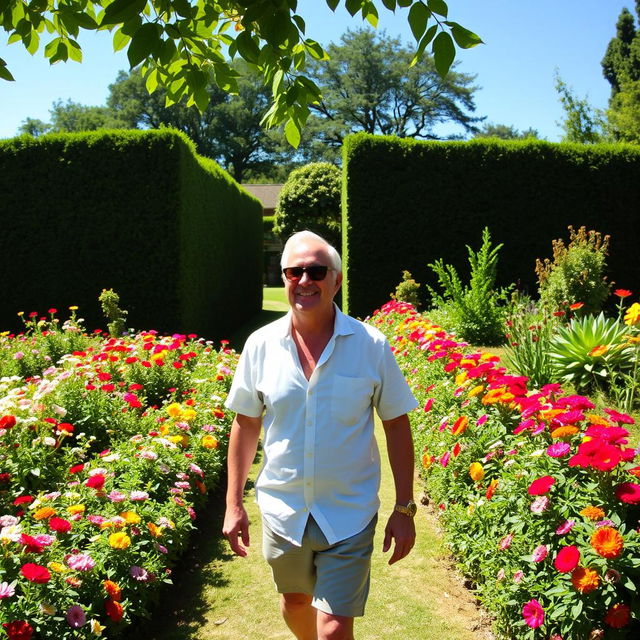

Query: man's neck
[{"left": 291, "top": 305, "right": 336, "bottom": 342}]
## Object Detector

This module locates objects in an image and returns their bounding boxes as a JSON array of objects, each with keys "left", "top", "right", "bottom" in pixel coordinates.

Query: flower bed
[
  {"left": 0, "top": 312, "right": 236, "bottom": 639},
  {"left": 370, "top": 300, "right": 640, "bottom": 639}
]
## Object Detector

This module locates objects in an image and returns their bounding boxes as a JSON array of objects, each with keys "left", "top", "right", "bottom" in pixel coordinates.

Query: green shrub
[
  {"left": 426, "top": 228, "right": 511, "bottom": 346},
  {"left": 392, "top": 270, "right": 421, "bottom": 308},
  {"left": 535, "top": 226, "right": 612, "bottom": 314},
  {"left": 273, "top": 162, "right": 342, "bottom": 248}
]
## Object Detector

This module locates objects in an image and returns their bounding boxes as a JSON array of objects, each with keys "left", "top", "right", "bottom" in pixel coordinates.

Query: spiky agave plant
[{"left": 549, "top": 312, "right": 634, "bottom": 392}]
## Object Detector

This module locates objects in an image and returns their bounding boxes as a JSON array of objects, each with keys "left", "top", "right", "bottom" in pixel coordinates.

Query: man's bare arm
[
  {"left": 222, "top": 413, "right": 262, "bottom": 557},
  {"left": 381, "top": 413, "right": 416, "bottom": 565}
]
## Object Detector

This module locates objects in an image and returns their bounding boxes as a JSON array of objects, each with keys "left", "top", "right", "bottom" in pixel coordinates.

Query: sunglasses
[{"left": 282, "top": 265, "right": 334, "bottom": 282}]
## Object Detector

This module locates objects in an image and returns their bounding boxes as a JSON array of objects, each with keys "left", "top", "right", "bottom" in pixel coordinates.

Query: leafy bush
[
  {"left": 536, "top": 226, "right": 612, "bottom": 314},
  {"left": 549, "top": 312, "right": 634, "bottom": 392},
  {"left": 426, "top": 227, "right": 511, "bottom": 346},
  {"left": 273, "top": 162, "right": 342, "bottom": 249},
  {"left": 391, "top": 270, "right": 421, "bottom": 308},
  {"left": 503, "top": 295, "right": 560, "bottom": 390}
]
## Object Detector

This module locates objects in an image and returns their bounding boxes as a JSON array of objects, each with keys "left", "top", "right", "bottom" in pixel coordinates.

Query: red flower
[
  {"left": 49, "top": 517, "right": 72, "bottom": 533},
  {"left": 86, "top": 474, "right": 106, "bottom": 490},
  {"left": 69, "top": 463, "right": 85, "bottom": 474},
  {"left": 2, "top": 620, "right": 34, "bottom": 640},
  {"left": 528, "top": 476, "right": 555, "bottom": 495},
  {"left": 19, "top": 534, "right": 45, "bottom": 554},
  {"left": 614, "top": 289, "right": 632, "bottom": 298},
  {"left": 12, "top": 495, "right": 34, "bottom": 506},
  {"left": 20, "top": 563, "right": 51, "bottom": 583},
  {"left": 554, "top": 545, "right": 580, "bottom": 572},
  {"left": 104, "top": 598, "right": 124, "bottom": 622},
  {"left": 615, "top": 482, "right": 640, "bottom": 504},
  {"left": 0, "top": 473, "right": 10, "bottom": 485},
  {"left": 569, "top": 302, "right": 584, "bottom": 310},
  {"left": 0, "top": 415, "right": 16, "bottom": 429},
  {"left": 604, "top": 603, "right": 632, "bottom": 628}
]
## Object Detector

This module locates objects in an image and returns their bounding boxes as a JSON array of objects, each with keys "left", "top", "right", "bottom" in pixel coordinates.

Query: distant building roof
[{"left": 242, "top": 184, "right": 284, "bottom": 213}]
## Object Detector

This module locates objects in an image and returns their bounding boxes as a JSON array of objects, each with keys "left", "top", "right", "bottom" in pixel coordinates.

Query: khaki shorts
[{"left": 262, "top": 514, "right": 377, "bottom": 618}]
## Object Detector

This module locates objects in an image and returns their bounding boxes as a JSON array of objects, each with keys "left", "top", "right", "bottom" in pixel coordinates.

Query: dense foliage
[
  {"left": 341, "top": 133, "right": 640, "bottom": 319},
  {"left": 0, "top": 130, "right": 263, "bottom": 340},
  {"left": 0, "top": 309, "right": 237, "bottom": 638}
]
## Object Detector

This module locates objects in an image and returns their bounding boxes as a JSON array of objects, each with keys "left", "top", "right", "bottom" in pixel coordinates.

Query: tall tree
[
  {"left": 601, "top": 4, "right": 640, "bottom": 96},
  {"left": 0, "top": 1, "right": 481, "bottom": 145},
  {"left": 474, "top": 123, "right": 540, "bottom": 140},
  {"left": 299, "top": 28, "right": 482, "bottom": 158}
]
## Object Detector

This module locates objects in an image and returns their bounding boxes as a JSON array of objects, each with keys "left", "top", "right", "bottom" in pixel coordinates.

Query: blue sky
[{"left": 0, "top": 0, "right": 632, "bottom": 141}]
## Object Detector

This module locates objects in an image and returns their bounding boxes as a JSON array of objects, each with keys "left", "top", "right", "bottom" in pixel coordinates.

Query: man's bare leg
[
  {"left": 317, "top": 611, "right": 354, "bottom": 640},
  {"left": 281, "top": 593, "right": 317, "bottom": 640}
]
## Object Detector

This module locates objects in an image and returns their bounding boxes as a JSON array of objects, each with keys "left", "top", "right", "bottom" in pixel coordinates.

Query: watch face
[{"left": 407, "top": 502, "right": 417, "bottom": 517}]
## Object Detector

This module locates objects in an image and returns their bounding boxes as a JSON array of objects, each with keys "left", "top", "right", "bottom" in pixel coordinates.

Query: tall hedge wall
[
  {"left": 342, "top": 133, "right": 640, "bottom": 318},
  {"left": 0, "top": 129, "right": 262, "bottom": 339}
]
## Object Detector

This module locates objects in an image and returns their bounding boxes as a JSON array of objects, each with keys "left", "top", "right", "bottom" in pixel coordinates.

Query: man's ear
[{"left": 334, "top": 271, "right": 343, "bottom": 294}]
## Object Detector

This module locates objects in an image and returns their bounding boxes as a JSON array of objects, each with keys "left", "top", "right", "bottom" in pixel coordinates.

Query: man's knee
[
  {"left": 281, "top": 592, "right": 313, "bottom": 611},
  {"left": 317, "top": 612, "right": 354, "bottom": 640}
]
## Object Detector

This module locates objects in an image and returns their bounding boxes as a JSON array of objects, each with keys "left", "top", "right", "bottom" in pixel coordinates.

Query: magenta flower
[
  {"left": 530, "top": 496, "right": 550, "bottom": 513},
  {"left": 555, "top": 519, "right": 575, "bottom": 535},
  {"left": 522, "top": 599, "right": 544, "bottom": 628},
  {"left": 554, "top": 545, "right": 580, "bottom": 572},
  {"left": 547, "top": 442, "right": 570, "bottom": 457},
  {"left": 499, "top": 533, "right": 514, "bottom": 550},
  {"left": 440, "top": 451, "right": 451, "bottom": 467}
]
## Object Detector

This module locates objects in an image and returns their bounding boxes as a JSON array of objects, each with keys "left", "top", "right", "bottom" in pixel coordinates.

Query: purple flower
[
  {"left": 130, "top": 565, "right": 150, "bottom": 582},
  {"left": 66, "top": 605, "right": 86, "bottom": 628}
]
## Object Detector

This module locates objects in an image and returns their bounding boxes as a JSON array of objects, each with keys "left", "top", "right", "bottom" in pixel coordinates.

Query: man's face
[{"left": 282, "top": 240, "right": 342, "bottom": 315}]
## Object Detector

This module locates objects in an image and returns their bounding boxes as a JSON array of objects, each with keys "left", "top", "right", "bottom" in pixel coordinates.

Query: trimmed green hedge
[
  {"left": 342, "top": 133, "right": 640, "bottom": 318},
  {"left": 0, "top": 129, "right": 262, "bottom": 339}
]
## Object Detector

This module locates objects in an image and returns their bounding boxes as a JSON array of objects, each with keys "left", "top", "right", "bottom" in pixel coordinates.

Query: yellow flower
[
  {"left": 90, "top": 619, "right": 106, "bottom": 636},
  {"left": 624, "top": 302, "right": 640, "bottom": 326},
  {"left": 69, "top": 306, "right": 78, "bottom": 311},
  {"left": 40, "top": 603, "right": 57, "bottom": 615},
  {"left": 201, "top": 435, "right": 219, "bottom": 449},
  {"left": 181, "top": 408, "right": 197, "bottom": 422},
  {"left": 119, "top": 511, "right": 141, "bottom": 525},
  {"left": 468, "top": 384, "right": 485, "bottom": 398},
  {"left": 47, "top": 561, "right": 67, "bottom": 573},
  {"left": 33, "top": 507, "right": 56, "bottom": 520},
  {"left": 150, "top": 351, "right": 166, "bottom": 362},
  {"left": 148, "top": 522, "right": 163, "bottom": 538},
  {"left": 455, "top": 371, "right": 468, "bottom": 386},
  {"left": 108, "top": 532, "right": 131, "bottom": 549},
  {"left": 585, "top": 414, "right": 611, "bottom": 426},
  {"left": 67, "top": 504, "right": 85, "bottom": 515},
  {"left": 166, "top": 403, "right": 183, "bottom": 418},
  {"left": 168, "top": 434, "right": 189, "bottom": 447},
  {"left": 469, "top": 462, "right": 485, "bottom": 482}
]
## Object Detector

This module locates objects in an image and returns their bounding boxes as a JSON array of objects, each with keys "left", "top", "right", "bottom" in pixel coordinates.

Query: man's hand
[
  {"left": 382, "top": 510, "right": 416, "bottom": 565},
  {"left": 222, "top": 504, "right": 251, "bottom": 557}
]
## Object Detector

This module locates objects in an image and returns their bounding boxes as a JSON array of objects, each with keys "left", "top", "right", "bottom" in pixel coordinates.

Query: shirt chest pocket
[{"left": 330, "top": 375, "right": 374, "bottom": 426}]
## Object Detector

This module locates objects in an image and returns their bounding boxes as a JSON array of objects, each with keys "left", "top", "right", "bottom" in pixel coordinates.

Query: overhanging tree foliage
[{"left": 0, "top": 0, "right": 482, "bottom": 145}]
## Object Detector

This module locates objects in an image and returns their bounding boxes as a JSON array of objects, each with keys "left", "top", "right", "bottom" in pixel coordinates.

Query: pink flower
[
  {"left": 496, "top": 568, "right": 505, "bottom": 581},
  {"left": 530, "top": 496, "right": 550, "bottom": 513},
  {"left": 499, "top": 533, "right": 514, "bottom": 550},
  {"left": 66, "top": 553, "right": 95, "bottom": 572},
  {"left": 0, "top": 582, "right": 15, "bottom": 599},
  {"left": 615, "top": 482, "right": 640, "bottom": 504},
  {"left": 528, "top": 475, "right": 555, "bottom": 495},
  {"left": 532, "top": 544, "right": 548, "bottom": 562},
  {"left": 513, "top": 570, "right": 524, "bottom": 583},
  {"left": 522, "top": 599, "right": 544, "bottom": 628},
  {"left": 440, "top": 451, "right": 451, "bottom": 467},
  {"left": 423, "top": 398, "right": 434, "bottom": 412},
  {"left": 66, "top": 605, "right": 86, "bottom": 628},
  {"left": 130, "top": 565, "right": 150, "bottom": 582},
  {"left": 477, "top": 414, "right": 488, "bottom": 426},
  {"left": 554, "top": 545, "right": 580, "bottom": 572},
  {"left": 547, "top": 442, "right": 570, "bottom": 457},
  {"left": 555, "top": 519, "right": 575, "bottom": 535},
  {"left": 108, "top": 491, "right": 127, "bottom": 503},
  {"left": 130, "top": 491, "right": 149, "bottom": 501}
]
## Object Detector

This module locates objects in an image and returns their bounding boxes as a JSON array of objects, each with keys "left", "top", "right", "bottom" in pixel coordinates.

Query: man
[{"left": 222, "top": 231, "right": 418, "bottom": 640}]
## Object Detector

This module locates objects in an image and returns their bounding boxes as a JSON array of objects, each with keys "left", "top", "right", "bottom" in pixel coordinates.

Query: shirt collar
[{"left": 278, "top": 303, "right": 354, "bottom": 341}]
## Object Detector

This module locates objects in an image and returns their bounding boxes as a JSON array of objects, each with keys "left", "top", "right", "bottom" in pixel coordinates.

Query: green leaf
[
  {"left": 101, "top": 0, "right": 147, "bottom": 27},
  {"left": 325, "top": 0, "right": 340, "bottom": 9},
  {"left": 292, "top": 14, "right": 305, "bottom": 34},
  {"left": 234, "top": 31, "right": 260, "bottom": 64},
  {"left": 363, "top": 4, "right": 378, "bottom": 28},
  {"left": 68, "top": 38, "right": 82, "bottom": 62},
  {"left": 25, "top": 30, "right": 40, "bottom": 55},
  {"left": 381, "top": 0, "right": 396, "bottom": 10},
  {"left": 446, "top": 21, "right": 483, "bottom": 49},
  {"left": 127, "top": 23, "right": 161, "bottom": 68},
  {"left": 284, "top": 117, "right": 301, "bottom": 148},
  {"left": 1, "top": 62, "right": 17, "bottom": 81},
  {"left": 432, "top": 31, "right": 455, "bottom": 77},
  {"left": 408, "top": 2, "right": 431, "bottom": 41},
  {"left": 173, "top": 0, "right": 192, "bottom": 19},
  {"left": 304, "top": 39, "right": 328, "bottom": 60},
  {"left": 345, "top": 0, "right": 361, "bottom": 17},
  {"left": 410, "top": 24, "right": 437, "bottom": 66},
  {"left": 144, "top": 67, "right": 158, "bottom": 93},
  {"left": 272, "top": 68, "right": 285, "bottom": 96},
  {"left": 74, "top": 12, "right": 98, "bottom": 30},
  {"left": 397, "top": 0, "right": 413, "bottom": 6},
  {"left": 112, "top": 28, "right": 130, "bottom": 52},
  {"left": 427, "top": 0, "right": 448, "bottom": 17}
]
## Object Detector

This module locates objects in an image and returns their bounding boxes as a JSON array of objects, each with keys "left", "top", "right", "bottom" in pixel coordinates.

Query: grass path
[{"left": 126, "top": 419, "right": 493, "bottom": 640}]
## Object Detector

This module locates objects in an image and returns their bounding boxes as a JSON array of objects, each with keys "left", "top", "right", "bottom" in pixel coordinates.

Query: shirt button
[{"left": 306, "top": 481, "right": 311, "bottom": 487}]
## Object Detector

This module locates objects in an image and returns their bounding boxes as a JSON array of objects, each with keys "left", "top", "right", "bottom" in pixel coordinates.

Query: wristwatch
[{"left": 394, "top": 500, "right": 417, "bottom": 518}]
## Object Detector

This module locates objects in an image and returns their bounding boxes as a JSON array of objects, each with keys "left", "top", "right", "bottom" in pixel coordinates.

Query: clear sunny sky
[{"left": 0, "top": 1, "right": 632, "bottom": 141}]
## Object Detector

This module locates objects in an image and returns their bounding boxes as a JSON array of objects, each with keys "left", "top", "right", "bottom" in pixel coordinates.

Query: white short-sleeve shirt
[{"left": 225, "top": 305, "right": 418, "bottom": 546}]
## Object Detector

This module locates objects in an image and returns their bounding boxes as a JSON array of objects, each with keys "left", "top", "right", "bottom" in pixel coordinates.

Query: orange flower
[
  {"left": 551, "top": 425, "right": 579, "bottom": 440},
  {"left": 485, "top": 479, "right": 498, "bottom": 500},
  {"left": 451, "top": 416, "right": 469, "bottom": 436},
  {"left": 421, "top": 453, "right": 434, "bottom": 468},
  {"left": 571, "top": 567, "right": 601, "bottom": 593},
  {"left": 103, "top": 580, "right": 122, "bottom": 601},
  {"left": 148, "top": 522, "right": 164, "bottom": 538},
  {"left": 585, "top": 414, "right": 611, "bottom": 427},
  {"left": 201, "top": 435, "right": 218, "bottom": 449},
  {"left": 588, "top": 345, "right": 608, "bottom": 357},
  {"left": 591, "top": 526, "right": 624, "bottom": 558},
  {"left": 540, "top": 408, "right": 564, "bottom": 421},
  {"left": 33, "top": 507, "right": 56, "bottom": 520},
  {"left": 481, "top": 387, "right": 515, "bottom": 405},
  {"left": 119, "top": 511, "right": 141, "bottom": 525},
  {"left": 580, "top": 506, "right": 605, "bottom": 521},
  {"left": 469, "top": 462, "right": 485, "bottom": 482}
]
